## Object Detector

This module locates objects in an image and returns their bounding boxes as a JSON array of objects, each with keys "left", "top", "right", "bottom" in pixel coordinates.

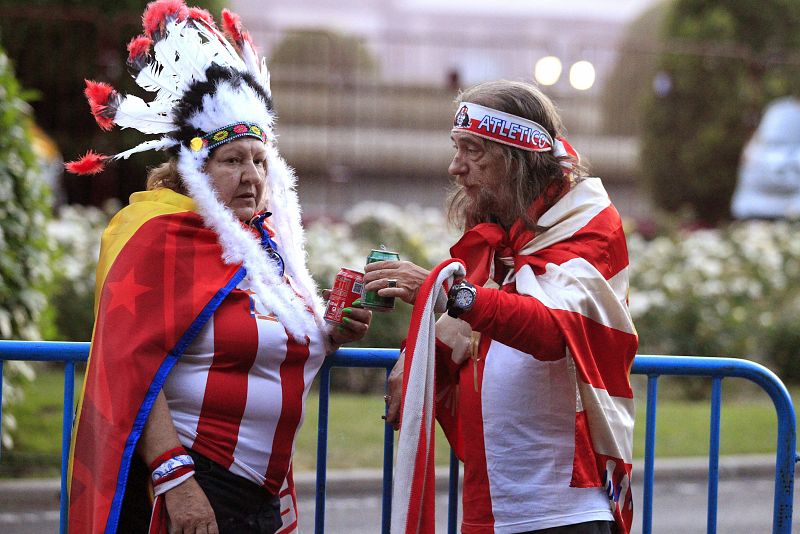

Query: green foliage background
[
  {"left": 0, "top": 42, "right": 54, "bottom": 448},
  {"left": 602, "top": 2, "right": 669, "bottom": 137},
  {"left": 639, "top": 0, "right": 800, "bottom": 224},
  {"left": 0, "top": 45, "right": 52, "bottom": 342}
]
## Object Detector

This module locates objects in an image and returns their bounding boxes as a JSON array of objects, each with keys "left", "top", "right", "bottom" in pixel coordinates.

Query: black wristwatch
[{"left": 446, "top": 280, "right": 477, "bottom": 318}]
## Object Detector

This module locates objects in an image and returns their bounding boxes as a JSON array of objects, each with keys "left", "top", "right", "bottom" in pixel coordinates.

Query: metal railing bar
[
  {"left": 448, "top": 449, "right": 459, "bottom": 534},
  {"left": 314, "top": 366, "right": 332, "bottom": 534},
  {"left": 60, "top": 361, "right": 75, "bottom": 534},
  {"left": 0, "top": 343, "right": 795, "bottom": 533},
  {"left": 381, "top": 368, "right": 394, "bottom": 534},
  {"left": 707, "top": 377, "right": 723, "bottom": 534},
  {"left": 641, "top": 374, "right": 659, "bottom": 534},
  {"left": 0, "top": 340, "right": 89, "bottom": 362},
  {"left": 631, "top": 355, "right": 797, "bottom": 534},
  {"left": 326, "top": 347, "right": 399, "bottom": 368},
  {"left": 315, "top": 348, "right": 398, "bottom": 533}
]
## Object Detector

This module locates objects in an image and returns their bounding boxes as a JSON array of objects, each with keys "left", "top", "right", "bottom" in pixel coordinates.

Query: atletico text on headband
[
  {"left": 452, "top": 102, "right": 554, "bottom": 152},
  {"left": 452, "top": 101, "right": 579, "bottom": 169}
]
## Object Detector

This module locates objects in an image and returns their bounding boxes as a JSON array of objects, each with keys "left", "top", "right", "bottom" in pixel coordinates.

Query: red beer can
[{"left": 324, "top": 268, "right": 365, "bottom": 325}]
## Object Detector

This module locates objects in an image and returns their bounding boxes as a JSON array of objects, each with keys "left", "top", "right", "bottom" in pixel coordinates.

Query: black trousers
[
  {"left": 190, "top": 450, "right": 282, "bottom": 533},
  {"left": 118, "top": 450, "right": 281, "bottom": 534},
  {"left": 516, "top": 520, "right": 616, "bottom": 534}
]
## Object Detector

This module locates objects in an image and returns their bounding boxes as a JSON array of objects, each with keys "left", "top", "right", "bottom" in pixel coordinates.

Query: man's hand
[
  {"left": 163, "top": 476, "right": 218, "bottom": 534},
  {"left": 384, "top": 351, "right": 405, "bottom": 429},
  {"left": 363, "top": 260, "right": 430, "bottom": 305}
]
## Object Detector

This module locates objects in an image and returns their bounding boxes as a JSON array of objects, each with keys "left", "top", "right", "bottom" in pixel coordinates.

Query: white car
[{"left": 731, "top": 97, "right": 800, "bottom": 219}]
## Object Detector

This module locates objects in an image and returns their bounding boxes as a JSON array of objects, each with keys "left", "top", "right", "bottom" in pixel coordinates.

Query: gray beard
[{"left": 449, "top": 185, "right": 514, "bottom": 230}]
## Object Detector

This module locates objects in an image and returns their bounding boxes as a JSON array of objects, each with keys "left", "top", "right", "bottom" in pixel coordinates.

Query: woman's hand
[
  {"left": 363, "top": 260, "right": 430, "bottom": 305},
  {"left": 384, "top": 351, "right": 405, "bottom": 429},
  {"left": 323, "top": 290, "right": 372, "bottom": 347},
  {"left": 164, "top": 476, "right": 218, "bottom": 534}
]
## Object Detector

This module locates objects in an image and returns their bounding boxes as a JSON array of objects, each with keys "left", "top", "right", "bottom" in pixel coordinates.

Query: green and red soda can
[{"left": 362, "top": 248, "right": 400, "bottom": 311}]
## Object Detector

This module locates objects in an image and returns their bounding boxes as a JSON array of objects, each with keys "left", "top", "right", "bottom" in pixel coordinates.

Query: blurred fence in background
[
  {"left": 3, "top": 4, "right": 798, "bottom": 221},
  {"left": 0, "top": 4, "right": 646, "bottom": 219}
]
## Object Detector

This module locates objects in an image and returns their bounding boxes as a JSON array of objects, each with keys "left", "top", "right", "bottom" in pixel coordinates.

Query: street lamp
[
  {"left": 534, "top": 56, "right": 562, "bottom": 86},
  {"left": 569, "top": 60, "right": 595, "bottom": 91}
]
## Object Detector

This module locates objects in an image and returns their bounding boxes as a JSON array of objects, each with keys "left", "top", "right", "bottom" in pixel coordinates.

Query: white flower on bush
[
  {"left": 305, "top": 202, "right": 459, "bottom": 288},
  {"left": 629, "top": 219, "right": 800, "bottom": 363}
]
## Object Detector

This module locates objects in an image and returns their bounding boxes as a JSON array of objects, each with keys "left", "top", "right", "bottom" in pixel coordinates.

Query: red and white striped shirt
[
  {"left": 394, "top": 178, "right": 636, "bottom": 534},
  {"left": 162, "top": 277, "right": 326, "bottom": 496}
]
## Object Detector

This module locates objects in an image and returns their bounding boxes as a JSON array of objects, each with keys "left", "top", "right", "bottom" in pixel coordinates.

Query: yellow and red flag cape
[{"left": 68, "top": 189, "right": 245, "bottom": 533}]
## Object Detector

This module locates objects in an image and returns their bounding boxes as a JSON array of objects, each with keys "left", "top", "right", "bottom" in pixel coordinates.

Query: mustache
[{"left": 447, "top": 184, "right": 499, "bottom": 228}]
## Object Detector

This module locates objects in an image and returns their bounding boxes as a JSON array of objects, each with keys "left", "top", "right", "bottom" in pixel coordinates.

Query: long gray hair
[{"left": 447, "top": 80, "right": 585, "bottom": 231}]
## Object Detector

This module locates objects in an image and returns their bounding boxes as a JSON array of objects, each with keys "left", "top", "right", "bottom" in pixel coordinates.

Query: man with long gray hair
[{"left": 364, "top": 80, "right": 637, "bottom": 534}]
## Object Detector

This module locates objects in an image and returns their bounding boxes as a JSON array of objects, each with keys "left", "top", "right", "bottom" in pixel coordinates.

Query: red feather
[
  {"left": 127, "top": 35, "right": 153, "bottom": 62},
  {"left": 84, "top": 80, "right": 117, "bottom": 131},
  {"left": 187, "top": 7, "right": 215, "bottom": 27},
  {"left": 65, "top": 151, "right": 109, "bottom": 175},
  {"left": 221, "top": 9, "right": 244, "bottom": 44},
  {"left": 142, "top": 0, "right": 189, "bottom": 38}
]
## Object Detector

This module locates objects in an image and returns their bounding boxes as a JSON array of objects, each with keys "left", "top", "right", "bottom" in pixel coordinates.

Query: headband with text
[{"left": 452, "top": 102, "right": 554, "bottom": 152}]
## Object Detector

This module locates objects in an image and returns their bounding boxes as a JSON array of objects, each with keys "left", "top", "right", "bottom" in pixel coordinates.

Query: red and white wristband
[{"left": 148, "top": 447, "right": 195, "bottom": 497}]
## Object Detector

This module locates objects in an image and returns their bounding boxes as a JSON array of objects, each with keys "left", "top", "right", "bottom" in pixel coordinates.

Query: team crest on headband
[{"left": 454, "top": 105, "right": 470, "bottom": 128}]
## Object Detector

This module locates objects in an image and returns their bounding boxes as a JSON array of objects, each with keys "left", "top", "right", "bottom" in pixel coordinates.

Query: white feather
[
  {"left": 151, "top": 21, "right": 209, "bottom": 90},
  {"left": 111, "top": 137, "right": 178, "bottom": 161},
  {"left": 264, "top": 144, "right": 325, "bottom": 320},
  {"left": 194, "top": 18, "right": 245, "bottom": 68},
  {"left": 134, "top": 60, "right": 185, "bottom": 100},
  {"left": 186, "top": 79, "right": 274, "bottom": 136},
  {"left": 151, "top": 19, "right": 245, "bottom": 95},
  {"left": 113, "top": 95, "right": 175, "bottom": 134},
  {"left": 259, "top": 57, "right": 272, "bottom": 98},
  {"left": 241, "top": 42, "right": 260, "bottom": 80}
]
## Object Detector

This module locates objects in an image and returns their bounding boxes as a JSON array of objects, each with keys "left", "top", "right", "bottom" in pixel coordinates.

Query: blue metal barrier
[
  {"left": 0, "top": 341, "right": 797, "bottom": 534},
  {"left": 631, "top": 355, "right": 798, "bottom": 534}
]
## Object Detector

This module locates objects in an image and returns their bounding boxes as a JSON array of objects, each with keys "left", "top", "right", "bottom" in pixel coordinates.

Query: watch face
[{"left": 454, "top": 288, "right": 474, "bottom": 308}]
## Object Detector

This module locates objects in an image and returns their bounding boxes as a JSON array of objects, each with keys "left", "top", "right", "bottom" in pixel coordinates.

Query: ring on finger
[{"left": 387, "top": 279, "right": 398, "bottom": 288}]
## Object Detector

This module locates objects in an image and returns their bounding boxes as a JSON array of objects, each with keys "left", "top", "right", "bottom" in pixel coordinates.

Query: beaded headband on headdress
[{"left": 65, "top": 0, "right": 274, "bottom": 174}]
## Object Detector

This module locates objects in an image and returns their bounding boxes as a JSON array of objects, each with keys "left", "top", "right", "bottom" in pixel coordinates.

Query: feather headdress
[
  {"left": 66, "top": 0, "right": 273, "bottom": 171},
  {"left": 67, "top": 0, "right": 325, "bottom": 342}
]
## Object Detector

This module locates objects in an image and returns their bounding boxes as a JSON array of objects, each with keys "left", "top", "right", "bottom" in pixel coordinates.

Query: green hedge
[
  {"left": 639, "top": 0, "right": 800, "bottom": 224},
  {"left": 0, "top": 45, "right": 54, "bottom": 448}
]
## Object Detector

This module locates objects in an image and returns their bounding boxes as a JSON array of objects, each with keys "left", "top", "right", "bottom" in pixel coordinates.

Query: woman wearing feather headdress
[{"left": 65, "top": 2, "right": 371, "bottom": 532}]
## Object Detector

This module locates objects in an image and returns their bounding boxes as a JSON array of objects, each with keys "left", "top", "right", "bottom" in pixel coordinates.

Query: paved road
[
  {"left": 300, "top": 476, "right": 794, "bottom": 534},
  {"left": 2, "top": 474, "right": 796, "bottom": 533}
]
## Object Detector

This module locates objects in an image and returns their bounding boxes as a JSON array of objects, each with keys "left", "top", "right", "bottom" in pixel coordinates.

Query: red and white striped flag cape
[
  {"left": 391, "top": 258, "right": 465, "bottom": 534},
  {"left": 393, "top": 178, "right": 637, "bottom": 534},
  {"left": 68, "top": 189, "right": 302, "bottom": 533}
]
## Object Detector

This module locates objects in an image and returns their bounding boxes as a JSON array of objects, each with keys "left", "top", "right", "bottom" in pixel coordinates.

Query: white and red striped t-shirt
[
  {"left": 162, "top": 277, "right": 326, "bottom": 495},
  {"left": 440, "top": 284, "right": 614, "bottom": 533}
]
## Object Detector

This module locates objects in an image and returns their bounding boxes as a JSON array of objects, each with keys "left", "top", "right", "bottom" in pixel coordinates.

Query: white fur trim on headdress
[
  {"left": 186, "top": 79, "right": 275, "bottom": 143},
  {"left": 177, "top": 146, "right": 323, "bottom": 342}
]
